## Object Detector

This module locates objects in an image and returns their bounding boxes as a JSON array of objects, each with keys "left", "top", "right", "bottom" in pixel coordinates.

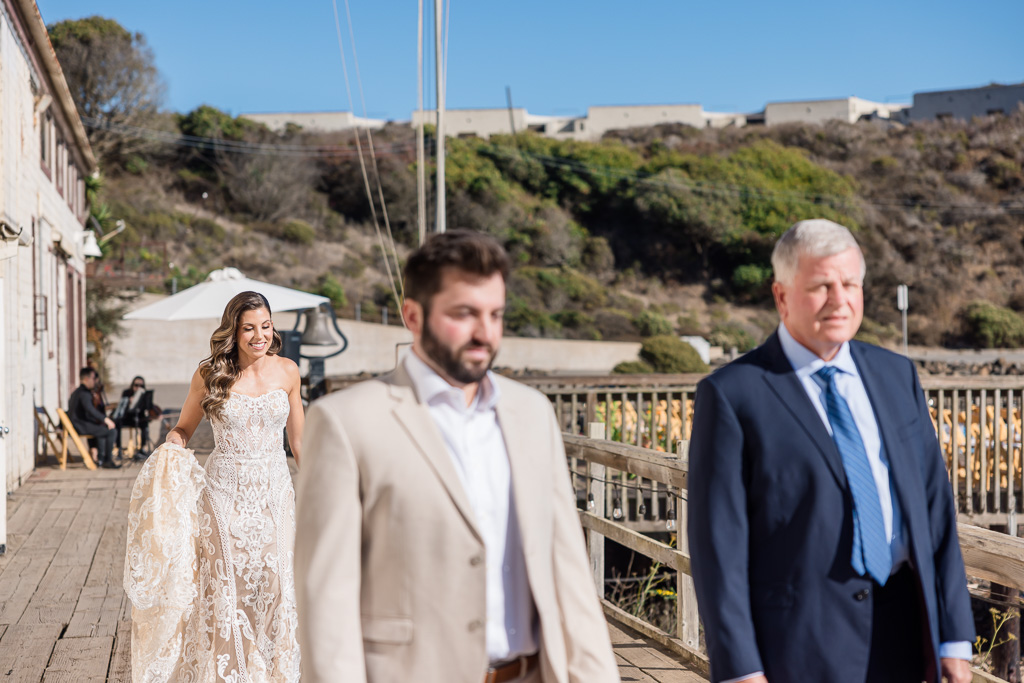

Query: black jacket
[{"left": 68, "top": 384, "right": 106, "bottom": 426}]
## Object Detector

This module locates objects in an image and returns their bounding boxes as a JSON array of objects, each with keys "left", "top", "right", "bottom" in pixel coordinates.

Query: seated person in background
[
  {"left": 68, "top": 367, "right": 120, "bottom": 469},
  {"left": 116, "top": 376, "right": 153, "bottom": 456}
]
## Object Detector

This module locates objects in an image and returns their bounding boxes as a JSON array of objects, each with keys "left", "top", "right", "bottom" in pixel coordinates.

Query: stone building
[{"left": 0, "top": 0, "right": 97, "bottom": 551}]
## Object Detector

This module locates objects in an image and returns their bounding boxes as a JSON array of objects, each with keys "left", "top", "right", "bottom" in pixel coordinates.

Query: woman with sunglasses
[{"left": 116, "top": 375, "right": 151, "bottom": 457}]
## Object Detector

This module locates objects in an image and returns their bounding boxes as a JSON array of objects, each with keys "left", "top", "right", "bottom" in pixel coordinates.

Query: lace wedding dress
[{"left": 125, "top": 389, "right": 300, "bottom": 682}]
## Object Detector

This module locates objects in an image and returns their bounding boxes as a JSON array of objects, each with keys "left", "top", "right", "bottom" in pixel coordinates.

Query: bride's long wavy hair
[{"left": 199, "top": 291, "right": 283, "bottom": 419}]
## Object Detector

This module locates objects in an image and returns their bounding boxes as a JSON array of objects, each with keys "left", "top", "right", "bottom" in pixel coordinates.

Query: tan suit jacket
[{"left": 295, "top": 364, "right": 619, "bottom": 683}]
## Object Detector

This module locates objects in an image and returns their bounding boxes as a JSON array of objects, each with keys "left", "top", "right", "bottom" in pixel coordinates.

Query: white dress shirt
[
  {"left": 404, "top": 352, "right": 539, "bottom": 663},
  {"left": 778, "top": 322, "right": 907, "bottom": 565}
]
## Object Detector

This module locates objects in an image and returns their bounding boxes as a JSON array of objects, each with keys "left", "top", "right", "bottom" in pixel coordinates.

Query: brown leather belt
[{"left": 484, "top": 653, "right": 539, "bottom": 683}]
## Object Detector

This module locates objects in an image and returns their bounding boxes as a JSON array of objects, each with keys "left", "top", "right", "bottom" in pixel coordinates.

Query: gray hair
[{"left": 771, "top": 219, "right": 865, "bottom": 285}]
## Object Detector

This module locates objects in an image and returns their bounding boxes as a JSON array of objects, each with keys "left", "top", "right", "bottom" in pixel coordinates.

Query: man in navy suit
[{"left": 688, "top": 220, "right": 975, "bottom": 683}]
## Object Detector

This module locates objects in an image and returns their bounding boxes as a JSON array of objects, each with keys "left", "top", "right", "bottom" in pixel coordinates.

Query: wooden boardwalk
[{"left": 0, "top": 421, "right": 705, "bottom": 682}]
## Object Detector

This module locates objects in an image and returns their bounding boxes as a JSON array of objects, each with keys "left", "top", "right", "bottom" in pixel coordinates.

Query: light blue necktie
[{"left": 813, "top": 366, "right": 892, "bottom": 585}]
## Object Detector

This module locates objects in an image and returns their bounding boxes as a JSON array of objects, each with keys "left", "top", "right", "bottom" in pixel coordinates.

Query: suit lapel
[
  {"left": 387, "top": 365, "right": 484, "bottom": 543},
  {"left": 760, "top": 333, "right": 849, "bottom": 489},
  {"left": 495, "top": 392, "right": 543, "bottom": 559}
]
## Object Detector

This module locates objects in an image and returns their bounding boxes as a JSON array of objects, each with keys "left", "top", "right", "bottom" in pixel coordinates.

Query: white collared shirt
[
  {"left": 404, "top": 351, "right": 538, "bottom": 662},
  {"left": 777, "top": 323, "right": 906, "bottom": 561}
]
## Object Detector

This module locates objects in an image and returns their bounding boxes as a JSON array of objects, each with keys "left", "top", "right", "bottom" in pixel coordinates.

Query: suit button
[
  {"left": 468, "top": 619, "right": 484, "bottom": 632},
  {"left": 470, "top": 555, "right": 484, "bottom": 567},
  {"left": 854, "top": 588, "right": 870, "bottom": 601}
]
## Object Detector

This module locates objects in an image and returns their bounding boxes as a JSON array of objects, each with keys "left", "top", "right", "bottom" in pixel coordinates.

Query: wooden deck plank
[
  {"left": 84, "top": 518, "right": 127, "bottom": 589},
  {"left": 0, "top": 623, "right": 62, "bottom": 682},
  {"left": 6, "top": 493, "right": 56, "bottom": 536},
  {"left": 107, "top": 620, "right": 133, "bottom": 682},
  {"left": 43, "top": 635, "right": 114, "bottom": 682},
  {"left": 17, "top": 564, "right": 89, "bottom": 625},
  {"left": 609, "top": 620, "right": 708, "bottom": 683},
  {"left": 65, "top": 583, "right": 123, "bottom": 638},
  {"left": 0, "top": 549, "right": 57, "bottom": 625}
]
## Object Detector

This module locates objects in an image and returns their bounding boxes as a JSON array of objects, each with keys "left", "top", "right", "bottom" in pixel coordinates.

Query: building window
[
  {"left": 56, "top": 137, "right": 65, "bottom": 196},
  {"left": 937, "top": 113, "right": 953, "bottom": 121},
  {"left": 40, "top": 112, "right": 52, "bottom": 170}
]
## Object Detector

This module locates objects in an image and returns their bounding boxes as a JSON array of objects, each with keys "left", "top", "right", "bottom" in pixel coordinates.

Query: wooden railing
[
  {"left": 527, "top": 374, "right": 1024, "bottom": 528},
  {"left": 921, "top": 378, "right": 1024, "bottom": 528},
  {"left": 565, "top": 430, "right": 1024, "bottom": 683}
]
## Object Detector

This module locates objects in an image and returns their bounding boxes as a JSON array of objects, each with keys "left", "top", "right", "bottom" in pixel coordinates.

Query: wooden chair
[
  {"left": 34, "top": 406, "right": 63, "bottom": 463},
  {"left": 54, "top": 408, "right": 98, "bottom": 471}
]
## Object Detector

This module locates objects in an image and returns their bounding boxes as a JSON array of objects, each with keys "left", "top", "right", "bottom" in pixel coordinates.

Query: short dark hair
[
  {"left": 80, "top": 367, "right": 97, "bottom": 381},
  {"left": 403, "top": 230, "right": 510, "bottom": 308}
]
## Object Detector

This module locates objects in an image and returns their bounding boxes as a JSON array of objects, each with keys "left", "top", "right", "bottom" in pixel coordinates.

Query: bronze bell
[{"left": 300, "top": 304, "right": 336, "bottom": 345}]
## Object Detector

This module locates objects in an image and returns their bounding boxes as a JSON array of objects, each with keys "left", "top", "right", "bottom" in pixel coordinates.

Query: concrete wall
[
  {"left": 107, "top": 310, "right": 643, "bottom": 387},
  {"left": 412, "top": 108, "right": 526, "bottom": 139},
  {"left": 586, "top": 104, "right": 704, "bottom": 136},
  {"left": 0, "top": 0, "right": 91, "bottom": 510},
  {"left": 410, "top": 105, "right": 711, "bottom": 141},
  {"left": 764, "top": 97, "right": 903, "bottom": 126},
  {"left": 240, "top": 111, "right": 386, "bottom": 133},
  {"left": 765, "top": 98, "right": 854, "bottom": 125},
  {"left": 910, "top": 84, "right": 1024, "bottom": 122}
]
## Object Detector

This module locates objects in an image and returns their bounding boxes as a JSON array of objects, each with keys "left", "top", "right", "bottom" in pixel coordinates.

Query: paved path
[{"left": 0, "top": 419, "right": 705, "bottom": 682}]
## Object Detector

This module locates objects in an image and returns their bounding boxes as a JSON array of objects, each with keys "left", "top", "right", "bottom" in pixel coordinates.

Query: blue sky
[{"left": 36, "top": 0, "right": 1024, "bottom": 121}]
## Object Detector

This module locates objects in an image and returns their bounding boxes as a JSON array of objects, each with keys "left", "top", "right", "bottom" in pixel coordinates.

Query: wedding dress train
[{"left": 125, "top": 389, "right": 300, "bottom": 682}]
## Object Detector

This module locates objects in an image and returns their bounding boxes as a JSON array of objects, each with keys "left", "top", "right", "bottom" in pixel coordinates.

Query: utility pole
[
  {"left": 434, "top": 0, "right": 446, "bottom": 233},
  {"left": 415, "top": 0, "right": 426, "bottom": 245},
  {"left": 506, "top": 86, "right": 517, "bottom": 136}
]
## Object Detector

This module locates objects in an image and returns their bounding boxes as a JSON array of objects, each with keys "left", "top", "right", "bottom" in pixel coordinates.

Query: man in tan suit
[{"left": 295, "top": 230, "right": 619, "bottom": 683}]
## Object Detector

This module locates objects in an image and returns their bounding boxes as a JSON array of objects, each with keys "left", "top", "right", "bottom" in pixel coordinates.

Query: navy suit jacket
[{"left": 687, "top": 333, "right": 975, "bottom": 683}]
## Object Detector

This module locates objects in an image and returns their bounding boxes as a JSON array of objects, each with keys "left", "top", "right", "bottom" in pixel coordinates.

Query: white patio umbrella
[{"left": 123, "top": 268, "right": 329, "bottom": 321}]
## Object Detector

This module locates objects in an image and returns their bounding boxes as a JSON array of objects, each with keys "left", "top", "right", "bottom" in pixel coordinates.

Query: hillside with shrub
[
  {"left": 87, "top": 105, "right": 1024, "bottom": 351},
  {"left": 55, "top": 17, "right": 1024, "bottom": 355}
]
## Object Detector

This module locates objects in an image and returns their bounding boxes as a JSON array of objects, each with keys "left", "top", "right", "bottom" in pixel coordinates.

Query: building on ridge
[{"left": 909, "top": 82, "right": 1024, "bottom": 122}]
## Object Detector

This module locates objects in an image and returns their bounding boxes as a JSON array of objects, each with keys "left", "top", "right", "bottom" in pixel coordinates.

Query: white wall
[
  {"left": 585, "top": 105, "right": 704, "bottom": 137},
  {"left": 108, "top": 310, "right": 643, "bottom": 387},
  {"left": 240, "top": 111, "right": 386, "bottom": 133},
  {"left": 764, "top": 97, "right": 904, "bottom": 126},
  {"left": 0, "top": 1, "right": 90, "bottom": 506},
  {"left": 412, "top": 108, "right": 526, "bottom": 139},
  {"left": 765, "top": 98, "right": 855, "bottom": 126}
]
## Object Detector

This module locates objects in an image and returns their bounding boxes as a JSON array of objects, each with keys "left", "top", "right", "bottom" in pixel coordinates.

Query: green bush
[
  {"left": 639, "top": 335, "right": 709, "bottom": 373},
  {"left": 281, "top": 220, "right": 316, "bottom": 246},
  {"left": 708, "top": 323, "right": 757, "bottom": 352},
  {"left": 633, "top": 310, "right": 673, "bottom": 337},
  {"left": 613, "top": 360, "right": 654, "bottom": 374},
  {"left": 676, "top": 313, "right": 702, "bottom": 336},
  {"left": 504, "top": 295, "right": 562, "bottom": 337},
  {"left": 731, "top": 264, "right": 772, "bottom": 297},
  {"left": 317, "top": 273, "right": 347, "bottom": 310},
  {"left": 962, "top": 301, "right": 1024, "bottom": 348}
]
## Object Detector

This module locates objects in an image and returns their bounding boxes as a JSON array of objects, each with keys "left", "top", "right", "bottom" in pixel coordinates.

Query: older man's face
[{"left": 772, "top": 247, "right": 864, "bottom": 361}]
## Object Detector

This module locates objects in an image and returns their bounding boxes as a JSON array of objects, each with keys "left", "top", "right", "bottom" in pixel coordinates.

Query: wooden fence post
[
  {"left": 674, "top": 439, "right": 700, "bottom": 649},
  {"left": 587, "top": 421, "right": 606, "bottom": 597}
]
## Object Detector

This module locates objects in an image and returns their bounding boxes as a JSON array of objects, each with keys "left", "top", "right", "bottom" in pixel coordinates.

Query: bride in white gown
[{"left": 125, "top": 291, "right": 303, "bottom": 682}]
